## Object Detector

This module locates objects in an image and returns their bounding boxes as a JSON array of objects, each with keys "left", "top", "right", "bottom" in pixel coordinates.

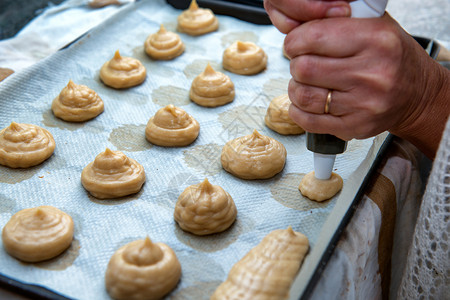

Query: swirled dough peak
[
  {"left": 2, "top": 206, "right": 74, "bottom": 262},
  {"left": 190, "top": 63, "right": 235, "bottom": 107},
  {"left": 177, "top": 0, "right": 218, "bottom": 36},
  {"left": 0, "top": 122, "right": 55, "bottom": 168},
  {"left": 145, "top": 104, "right": 200, "bottom": 147},
  {"left": 145, "top": 24, "right": 185, "bottom": 60},
  {"left": 52, "top": 80, "right": 104, "bottom": 122},
  {"left": 100, "top": 50, "right": 146, "bottom": 89},
  {"left": 211, "top": 226, "right": 309, "bottom": 299},
  {"left": 299, "top": 171, "right": 343, "bottom": 202},
  {"left": 174, "top": 178, "right": 237, "bottom": 235},
  {"left": 265, "top": 94, "right": 304, "bottom": 135},
  {"left": 221, "top": 130, "right": 286, "bottom": 180},
  {"left": 81, "top": 148, "right": 146, "bottom": 199},
  {"left": 105, "top": 237, "right": 181, "bottom": 300},
  {"left": 223, "top": 41, "right": 267, "bottom": 75}
]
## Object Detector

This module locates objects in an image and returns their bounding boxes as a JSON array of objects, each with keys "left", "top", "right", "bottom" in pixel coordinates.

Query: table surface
[{"left": 0, "top": 0, "right": 65, "bottom": 40}]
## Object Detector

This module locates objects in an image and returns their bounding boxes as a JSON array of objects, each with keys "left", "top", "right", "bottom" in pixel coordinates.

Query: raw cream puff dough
[
  {"left": 100, "top": 50, "right": 146, "bottom": 89},
  {"left": 177, "top": 0, "right": 218, "bottom": 36},
  {"left": 105, "top": 237, "right": 181, "bottom": 300},
  {"left": 145, "top": 104, "right": 200, "bottom": 147},
  {"left": 144, "top": 24, "right": 185, "bottom": 60},
  {"left": 81, "top": 148, "right": 146, "bottom": 199},
  {"left": 2, "top": 206, "right": 74, "bottom": 262},
  {"left": 211, "top": 227, "right": 309, "bottom": 299},
  {"left": 222, "top": 41, "right": 267, "bottom": 75},
  {"left": 265, "top": 94, "right": 304, "bottom": 135},
  {"left": 221, "top": 130, "right": 286, "bottom": 180},
  {"left": 52, "top": 80, "right": 104, "bottom": 122},
  {"left": 0, "top": 122, "right": 55, "bottom": 168},
  {"left": 174, "top": 178, "right": 237, "bottom": 235},
  {"left": 299, "top": 171, "right": 343, "bottom": 202},
  {"left": 190, "top": 63, "right": 235, "bottom": 107}
]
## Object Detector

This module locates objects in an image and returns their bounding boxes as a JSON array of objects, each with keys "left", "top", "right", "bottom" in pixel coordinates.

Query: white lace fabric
[{"left": 397, "top": 118, "right": 450, "bottom": 299}]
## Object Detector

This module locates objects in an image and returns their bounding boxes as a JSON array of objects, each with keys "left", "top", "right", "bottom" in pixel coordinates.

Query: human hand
[
  {"left": 285, "top": 13, "right": 449, "bottom": 157},
  {"left": 264, "top": 0, "right": 351, "bottom": 34}
]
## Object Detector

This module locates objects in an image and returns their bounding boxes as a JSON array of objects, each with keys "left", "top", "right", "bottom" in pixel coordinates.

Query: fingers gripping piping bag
[{"left": 307, "top": 0, "right": 389, "bottom": 180}]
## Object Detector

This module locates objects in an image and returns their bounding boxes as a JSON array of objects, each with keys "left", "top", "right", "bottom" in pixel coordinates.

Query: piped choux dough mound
[
  {"left": 221, "top": 129, "right": 286, "bottom": 180},
  {"left": 105, "top": 237, "right": 181, "bottom": 300},
  {"left": 177, "top": 0, "right": 218, "bottom": 36},
  {"left": 299, "top": 171, "right": 343, "bottom": 202},
  {"left": 100, "top": 50, "right": 146, "bottom": 89},
  {"left": 81, "top": 148, "right": 146, "bottom": 199},
  {"left": 144, "top": 24, "right": 185, "bottom": 60},
  {"left": 222, "top": 41, "right": 267, "bottom": 75},
  {"left": 174, "top": 178, "right": 237, "bottom": 235},
  {"left": 211, "top": 227, "right": 309, "bottom": 299},
  {"left": 265, "top": 94, "right": 304, "bottom": 135},
  {"left": 0, "top": 122, "right": 55, "bottom": 168},
  {"left": 2, "top": 206, "right": 74, "bottom": 262},
  {"left": 145, "top": 104, "right": 200, "bottom": 147},
  {"left": 52, "top": 80, "right": 104, "bottom": 122},
  {"left": 190, "top": 63, "right": 235, "bottom": 107}
]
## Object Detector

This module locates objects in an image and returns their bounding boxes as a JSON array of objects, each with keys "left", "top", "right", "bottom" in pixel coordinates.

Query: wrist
[{"left": 391, "top": 58, "right": 450, "bottom": 158}]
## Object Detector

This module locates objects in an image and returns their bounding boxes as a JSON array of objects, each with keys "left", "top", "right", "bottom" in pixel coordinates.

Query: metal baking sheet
[{"left": 0, "top": 0, "right": 388, "bottom": 299}]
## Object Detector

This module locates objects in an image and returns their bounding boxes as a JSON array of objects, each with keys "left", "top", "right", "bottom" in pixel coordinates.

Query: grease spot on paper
[
  {"left": 163, "top": 172, "right": 202, "bottom": 207},
  {"left": 0, "top": 165, "right": 40, "bottom": 184},
  {"left": 270, "top": 173, "right": 332, "bottom": 211},
  {"left": 87, "top": 187, "right": 144, "bottom": 205},
  {"left": 183, "top": 59, "right": 223, "bottom": 80},
  {"left": 262, "top": 77, "right": 289, "bottom": 100},
  {"left": 0, "top": 195, "right": 16, "bottom": 213},
  {"left": 109, "top": 124, "right": 152, "bottom": 152},
  {"left": 183, "top": 143, "right": 222, "bottom": 176},
  {"left": 218, "top": 105, "right": 266, "bottom": 141},
  {"left": 152, "top": 85, "right": 190, "bottom": 106},
  {"left": 33, "top": 239, "right": 81, "bottom": 271},
  {"left": 42, "top": 110, "right": 85, "bottom": 131},
  {"left": 174, "top": 219, "right": 244, "bottom": 252},
  {"left": 172, "top": 281, "right": 222, "bottom": 300},
  {"left": 221, "top": 31, "right": 259, "bottom": 47},
  {"left": 132, "top": 45, "right": 176, "bottom": 78}
]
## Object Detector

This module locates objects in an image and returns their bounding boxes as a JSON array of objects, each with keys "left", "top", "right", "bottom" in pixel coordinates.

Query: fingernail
[{"left": 326, "top": 6, "right": 351, "bottom": 18}]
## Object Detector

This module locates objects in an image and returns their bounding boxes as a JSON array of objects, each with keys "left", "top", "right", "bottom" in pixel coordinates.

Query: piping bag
[{"left": 307, "top": 0, "right": 388, "bottom": 180}]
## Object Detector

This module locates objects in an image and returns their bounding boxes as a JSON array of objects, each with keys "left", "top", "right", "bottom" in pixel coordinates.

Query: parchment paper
[{"left": 0, "top": 0, "right": 382, "bottom": 299}]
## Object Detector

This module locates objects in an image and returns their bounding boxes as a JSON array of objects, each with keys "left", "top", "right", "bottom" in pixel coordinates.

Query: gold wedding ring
[{"left": 324, "top": 90, "right": 332, "bottom": 114}]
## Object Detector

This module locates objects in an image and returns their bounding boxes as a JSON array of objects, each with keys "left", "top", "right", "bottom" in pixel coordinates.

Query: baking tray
[
  {"left": 0, "top": 0, "right": 419, "bottom": 299},
  {"left": 166, "top": 0, "right": 271, "bottom": 25}
]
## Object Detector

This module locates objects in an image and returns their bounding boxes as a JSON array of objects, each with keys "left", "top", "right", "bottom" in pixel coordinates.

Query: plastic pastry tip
[{"left": 313, "top": 153, "right": 336, "bottom": 180}]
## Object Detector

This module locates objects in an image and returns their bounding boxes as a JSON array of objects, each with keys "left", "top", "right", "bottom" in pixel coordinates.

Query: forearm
[{"left": 390, "top": 59, "right": 450, "bottom": 159}]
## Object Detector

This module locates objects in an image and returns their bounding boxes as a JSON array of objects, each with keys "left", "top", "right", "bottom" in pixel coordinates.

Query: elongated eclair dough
[
  {"left": 211, "top": 227, "right": 309, "bottom": 299},
  {"left": 2, "top": 206, "right": 74, "bottom": 262},
  {"left": 105, "top": 237, "right": 181, "bottom": 300},
  {"left": 0, "top": 122, "right": 55, "bottom": 168}
]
